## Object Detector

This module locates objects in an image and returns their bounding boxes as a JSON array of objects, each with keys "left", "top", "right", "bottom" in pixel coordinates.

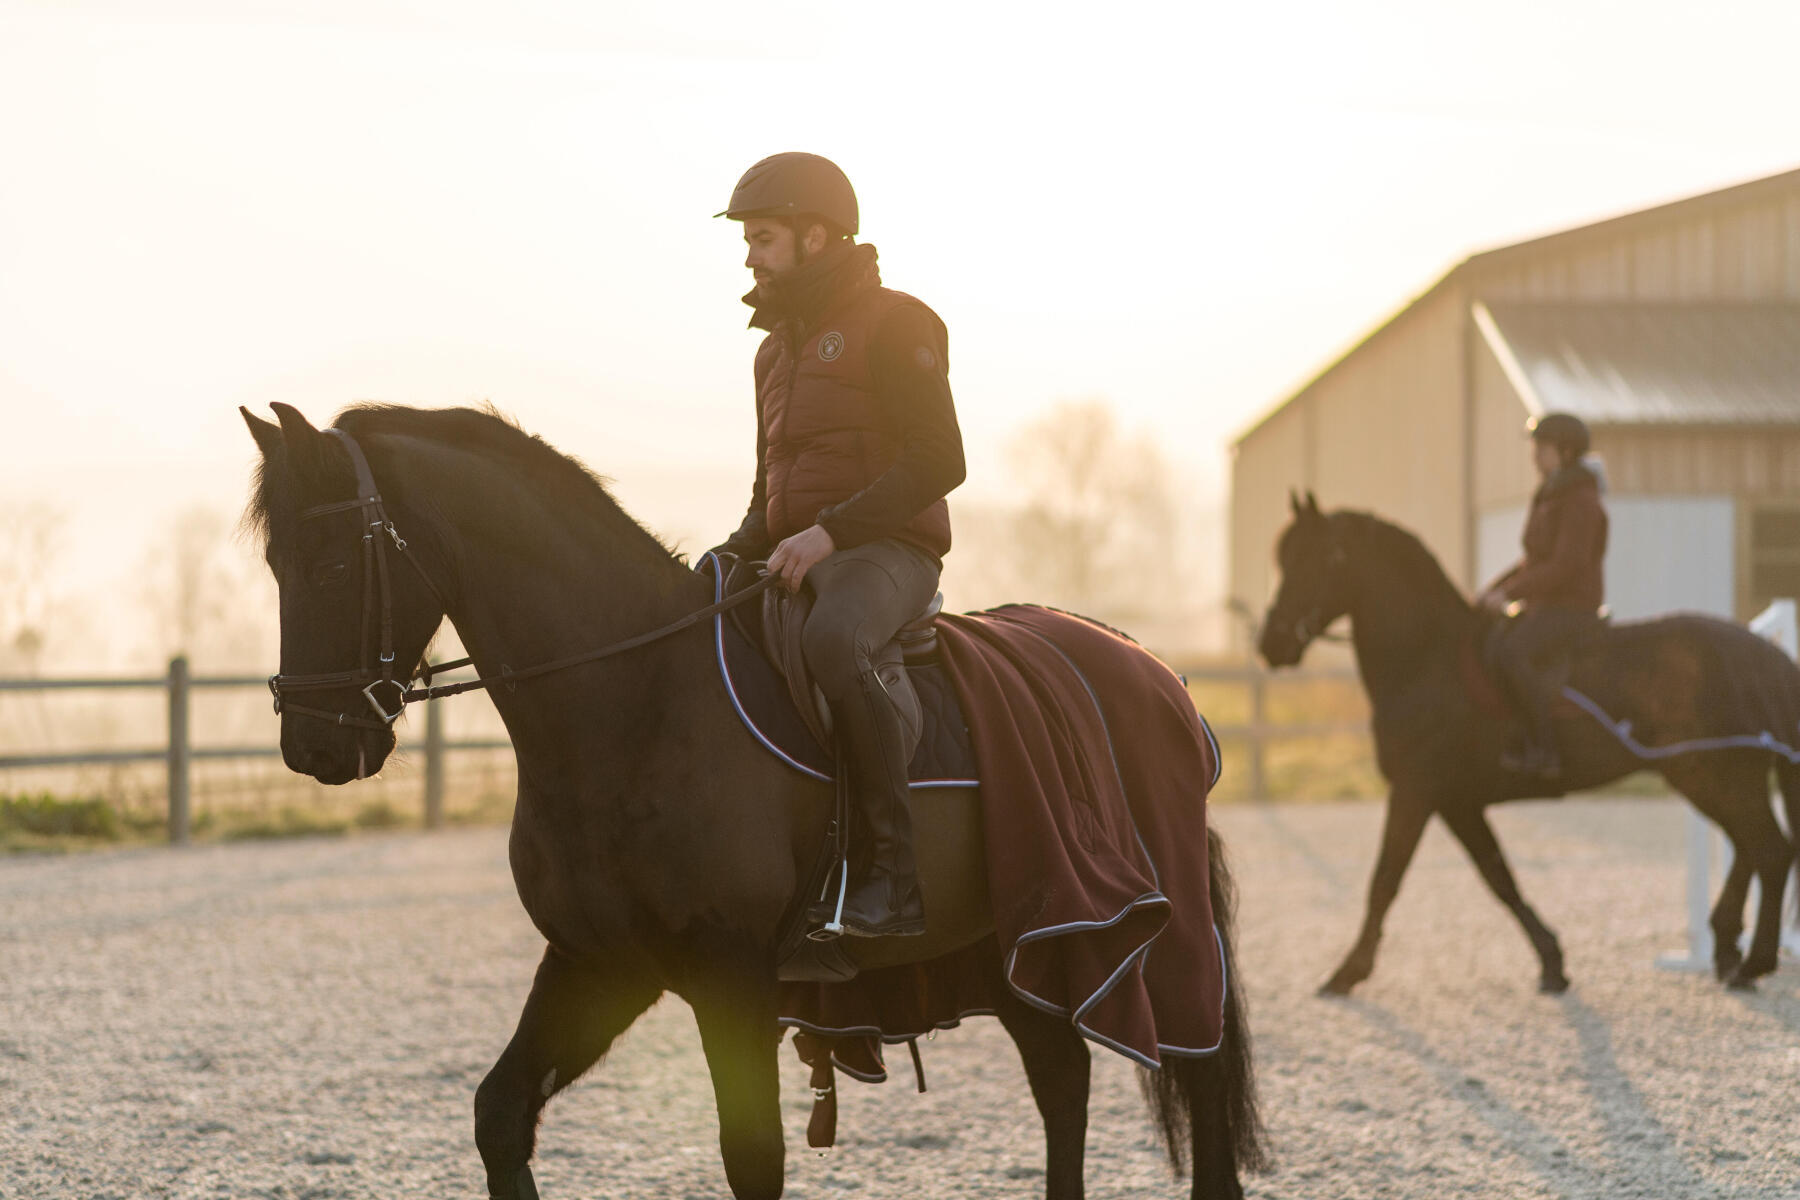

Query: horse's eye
[{"left": 310, "top": 561, "right": 349, "bottom": 588}]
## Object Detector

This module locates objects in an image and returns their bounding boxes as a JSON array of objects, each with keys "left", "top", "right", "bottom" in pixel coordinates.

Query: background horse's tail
[
  {"left": 1139, "top": 826, "right": 1268, "bottom": 1188},
  {"left": 1777, "top": 759, "right": 1800, "bottom": 877}
]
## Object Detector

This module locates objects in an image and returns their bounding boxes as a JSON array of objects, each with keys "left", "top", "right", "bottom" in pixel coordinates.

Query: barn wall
[
  {"left": 1307, "top": 287, "right": 1470, "bottom": 584},
  {"left": 1469, "top": 329, "right": 1537, "bottom": 511},
  {"left": 1476, "top": 190, "right": 1800, "bottom": 303},
  {"left": 1599, "top": 428, "right": 1800, "bottom": 496},
  {"left": 1231, "top": 284, "right": 1470, "bottom": 615},
  {"left": 1229, "top": 394, "right": 1311, "bottom": 630}
]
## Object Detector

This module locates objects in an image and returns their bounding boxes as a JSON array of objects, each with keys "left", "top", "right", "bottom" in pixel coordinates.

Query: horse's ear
[
  {"left": 270, "top": 401, "right": 319, "bottom": 442},
  {"left": 1305, "top": 490, "right": 1322, "bottom": 517},
  {"left": 240, "top": 406, "right": 283, "bottom": 460},
  {"left": 1289, "top": 488, "right": 1302, "bottom": 517},
  {"left": 270, "top": 402, "right": 334, "bottom": 481}
]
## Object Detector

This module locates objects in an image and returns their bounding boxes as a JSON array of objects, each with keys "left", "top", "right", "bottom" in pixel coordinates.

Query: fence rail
[
  {"left": 1178, "top": 664, "right": 1366, "bottom": 801},
  {"left": 2, "top": 658, "right": 1368, "bottom": 839},
  {"left": 0, "top": 657, "right": 510, "bottom": 842}
]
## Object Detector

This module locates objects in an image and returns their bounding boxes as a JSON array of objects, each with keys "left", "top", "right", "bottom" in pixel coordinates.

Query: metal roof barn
[{"left": 1231, "top": 166, "right": 1800, "bottom": 640}]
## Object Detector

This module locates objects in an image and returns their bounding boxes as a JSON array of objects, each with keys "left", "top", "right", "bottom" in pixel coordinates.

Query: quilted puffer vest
[{"left": 757, "top": 284, "right": 952, "bottom": 558}]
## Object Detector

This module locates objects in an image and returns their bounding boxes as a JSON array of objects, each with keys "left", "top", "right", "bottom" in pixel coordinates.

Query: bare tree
[
  {"left": 0, "top": 501, "right": 65, "bottom": 675},
  {"left": 139, "top": 505, "right": 274, "bottom": 667},
  {"left": 1001, "top": 399, "right": 1181, "bottom": 624}
]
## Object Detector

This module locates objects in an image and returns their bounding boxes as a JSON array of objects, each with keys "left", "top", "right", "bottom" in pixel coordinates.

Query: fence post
[
  {"left": 167, "top": 656, "right": 191, "bottom": 845},
  {"left": 423, "top": 700, "right": 445, "bottom": 830},
  {"left": 1247, "top": 668, "right": 1268, "bottom": 802}
]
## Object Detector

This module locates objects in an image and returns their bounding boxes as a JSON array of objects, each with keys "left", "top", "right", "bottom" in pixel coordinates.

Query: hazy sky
[{"left": 5, "top": 0, "right": 1800, "bottom": 663}]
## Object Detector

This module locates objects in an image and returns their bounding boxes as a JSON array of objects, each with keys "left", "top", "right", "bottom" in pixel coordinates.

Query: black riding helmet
[
  {"left": 1527, "top": 411, "right": 1590, "bottom": 459},
  {"left": 716, "top": 152, "right": 859, "bottom": 236}
]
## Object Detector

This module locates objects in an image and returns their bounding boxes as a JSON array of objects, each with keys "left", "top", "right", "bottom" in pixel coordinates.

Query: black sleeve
[
  {"left": 714, "top": 344, "right": 775, "bottom": 560},
  {"left": 815, "top": 304, "right": 966, "bottom": 550}
]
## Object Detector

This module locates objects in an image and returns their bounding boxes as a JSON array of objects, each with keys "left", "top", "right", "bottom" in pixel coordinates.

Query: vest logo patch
[{"left": 818, "top": 331, "right": 845, "bottom": 362}]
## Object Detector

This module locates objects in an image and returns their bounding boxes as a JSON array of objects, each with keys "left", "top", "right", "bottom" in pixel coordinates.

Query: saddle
[
  {"left": 724, "top": 553, "right": 942, "bottom": 761},
  {"left": 1466, "top": 616, "right": 1600, "bottom": 723}
]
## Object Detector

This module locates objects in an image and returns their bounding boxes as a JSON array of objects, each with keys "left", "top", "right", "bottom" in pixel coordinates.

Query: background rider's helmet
[
  {"left": 717, "top": 152, "right": 859, "bottom": 237},
  {"left": 1527, "top": 411, "right": 1591, "bottom": 459}
]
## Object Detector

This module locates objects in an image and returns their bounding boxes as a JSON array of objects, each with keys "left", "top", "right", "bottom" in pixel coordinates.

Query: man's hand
[
  {"left": 766, "top": 525, "right": 837, "bottom": 592},
  {"left": 1478, "top": 588, "right": 1513, "bottom": 616}
]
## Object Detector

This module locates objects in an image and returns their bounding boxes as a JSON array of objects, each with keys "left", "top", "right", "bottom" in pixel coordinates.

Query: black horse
[
  {"left": 242, "top": 401, "right": 1262, "bottom": 1200},
  {"left": 1260, "top": 493, "right": 1800, "bottom": 994}
]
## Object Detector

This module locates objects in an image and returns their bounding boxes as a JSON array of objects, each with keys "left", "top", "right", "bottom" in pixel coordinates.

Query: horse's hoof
[
  {"left": 1713, "top": 954, "right": 1743, "bottom": 983},
  {"left": 1318, "top": 972, "right": 1360, "bottom": 998},
  {"left": 1539, "top": 973, "right": 1570, "bottom": 995},
  {"left": 1729, "top": 956, "right": 1778, "bottom": 989}
]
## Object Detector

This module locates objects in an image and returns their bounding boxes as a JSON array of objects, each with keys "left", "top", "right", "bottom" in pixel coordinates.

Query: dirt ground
[{"left": 4, "top": 796, "right": 1798, "bottom": 1199}]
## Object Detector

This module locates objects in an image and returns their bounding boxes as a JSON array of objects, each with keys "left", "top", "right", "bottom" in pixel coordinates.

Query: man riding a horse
[
  {"left": 1478, "top": 412, "right": 1609, "bottom": 779},
  {"left": 713, "top": 152, "right": 966, "bottom": 939}
]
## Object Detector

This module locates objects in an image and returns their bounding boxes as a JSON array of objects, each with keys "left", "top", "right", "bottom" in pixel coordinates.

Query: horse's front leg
[
  {"left": 687, "top": 946, "right": 787, "bottom": 1200},
  {"left": 475, "top": 945, "right": 663, "bottom": 1199},
  {"left": 1322, "top": 791, "right": 1431, "bottom": 996}
]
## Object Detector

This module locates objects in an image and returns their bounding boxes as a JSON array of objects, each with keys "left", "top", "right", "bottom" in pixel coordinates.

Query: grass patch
[
  {"left": 447, "top": 789, "right": 516, "bottom": 827},
  {"left": 3, "top": 792, "right": 119, "bottom": 838},
  {"left": 218, "top": 807, "right": 353, "bottom": 841},
  {"left": 0, "top": 792, "right": 166, "bottom": 852},
  {"left": 353, "top": 800, "right": 408, "bottom": 830}
]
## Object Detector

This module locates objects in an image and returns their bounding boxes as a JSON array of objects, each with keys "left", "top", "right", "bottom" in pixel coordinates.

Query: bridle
[
  {"left": 1274, "top": 542, "right": 1353, "bottom": 651},
  {"left": 267, "top": 428, "right": 775, "bottom": 731}
]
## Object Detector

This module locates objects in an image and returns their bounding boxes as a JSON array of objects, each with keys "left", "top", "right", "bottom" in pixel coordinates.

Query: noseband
[
  {"left": 268, "top": 428, "right": 776, "bottom": 732},
  {"left": 1276, "top": 543, "right": 1352, "bottom": 650}
]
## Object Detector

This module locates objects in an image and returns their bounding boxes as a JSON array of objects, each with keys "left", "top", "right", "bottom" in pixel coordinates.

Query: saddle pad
[{"left": 713, "top": 591, "right": 980, "bottom": 788}]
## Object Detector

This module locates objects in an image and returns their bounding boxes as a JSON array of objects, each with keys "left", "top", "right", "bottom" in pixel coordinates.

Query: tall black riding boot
[
  {"left": 1498, "top": 673, "right": 1562, "bottom": 779},
  {"left": 833, "top": 668, "right": 926, "bottom": 938}
]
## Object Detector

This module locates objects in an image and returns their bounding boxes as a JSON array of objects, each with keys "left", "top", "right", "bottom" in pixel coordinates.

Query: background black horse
[
  {"left": 242, "top": 401, "right": 1262, "bottom": 1200},
  {"left": 1260, "top": 493, "right": 1800, "bottom": 994}
]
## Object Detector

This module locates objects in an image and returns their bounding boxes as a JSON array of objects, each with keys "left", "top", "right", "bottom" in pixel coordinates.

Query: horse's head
[
  {"left": 243, "top": 403, "right": 445, "bottom": 784},
  {"left": 1259, "top": 490, "right": 1353, "bottom": 668}
]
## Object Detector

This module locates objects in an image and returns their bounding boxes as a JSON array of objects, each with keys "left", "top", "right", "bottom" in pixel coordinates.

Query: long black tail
[
  {"left": 1777, "top": 759, "right": 1800, "bottom": 875},
  {"left": 1139, "top": 826, "right": 1267, "bottom": 1186}
]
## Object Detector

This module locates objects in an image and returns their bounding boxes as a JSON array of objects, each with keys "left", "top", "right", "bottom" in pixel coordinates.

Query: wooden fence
[
  {"left": 0, "top": 657, "right": 509, "bottom": 843},
  {"left": 1178, "top": 663, "right": 1367, "bottom": 801},
  {"left": 0, "top": 659, "right": 1369, "bottom": 842}
]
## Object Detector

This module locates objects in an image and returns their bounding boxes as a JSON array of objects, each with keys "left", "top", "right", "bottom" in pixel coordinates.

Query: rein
[
  {"left": 267, "top": 427, "right": 777, "bottom": 731},
  {"left": 1291, "top": 611, "right": 1351, "bottom": 647}
]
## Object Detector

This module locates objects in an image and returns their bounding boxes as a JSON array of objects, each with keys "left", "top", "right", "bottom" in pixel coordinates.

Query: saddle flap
[
  {"left": 763, "top": 585, "right": 834, "bottom": 752},
  {"left": 760, "top": 584, "right": 925, "bottom": 762}
]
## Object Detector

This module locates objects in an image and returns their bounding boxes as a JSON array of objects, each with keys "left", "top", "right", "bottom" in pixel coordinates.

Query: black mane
[
  {"left": 1335, "top": 509, "right": 1472, "bottom": 614},
  {"left": 246, "top": 403, "right": 678, "bottom": 564}
]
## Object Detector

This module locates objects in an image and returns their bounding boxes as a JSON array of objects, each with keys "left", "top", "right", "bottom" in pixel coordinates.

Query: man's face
[
  {"left": 743, "top": 218, "right": 798, "bottom": 294},
  {"left": 1531, "top": 438, "right": 1563, "bottom": 479}
]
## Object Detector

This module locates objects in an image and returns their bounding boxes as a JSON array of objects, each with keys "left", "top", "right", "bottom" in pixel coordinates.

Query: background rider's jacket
[
  {"left": 720, "top": 241, "right": 964, "bottom": 563},
  {"left": 1490, "top": 461, "right": 1609, "bottom": 613}
]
